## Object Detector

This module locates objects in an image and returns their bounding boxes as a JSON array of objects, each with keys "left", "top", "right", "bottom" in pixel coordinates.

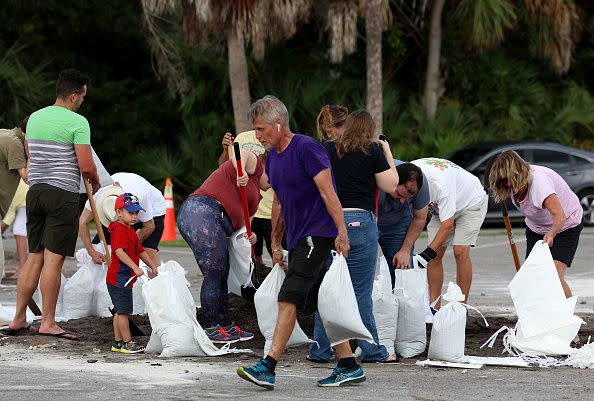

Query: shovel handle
[
  {"left": 501, "top": 202, "right": 521, "bottom": 271},
  {"left": 233, "top": 142, "right": 252, "bottom": 238},
  {"left": 83, "top": 179, "right": 111, "bottom": 265}
]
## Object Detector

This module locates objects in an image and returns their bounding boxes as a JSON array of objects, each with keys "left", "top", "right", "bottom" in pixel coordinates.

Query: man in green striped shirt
[{"left": 5, "top": 69, "right": 99, "bottom": 340}]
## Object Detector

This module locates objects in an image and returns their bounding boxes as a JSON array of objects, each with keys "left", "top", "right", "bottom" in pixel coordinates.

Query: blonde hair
[
  {"left": 335, "top": 109, "right": 374, "bottom": 158},
  {"left": 488, "top": 150, "right": 531, "bottom": 203},
  {"left": 316, "top": 104, "right": 348, "bottom": 139}
]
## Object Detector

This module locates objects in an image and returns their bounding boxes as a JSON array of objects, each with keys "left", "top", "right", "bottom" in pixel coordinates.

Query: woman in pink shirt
[{"left": 489, "top": 150, "right": 583, "bottom": 298}]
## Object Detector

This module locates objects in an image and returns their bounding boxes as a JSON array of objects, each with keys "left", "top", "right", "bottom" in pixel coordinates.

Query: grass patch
[{"left": 160, "top": 239, "right": 189, "bottom": 248}]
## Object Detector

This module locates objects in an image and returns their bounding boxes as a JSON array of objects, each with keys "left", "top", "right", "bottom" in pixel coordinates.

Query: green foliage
[
  {"left": 455, "top": 0, "right": 517, "bottom": 50},
  {"left": 0, "top": 43, "right": 51, "bottom": 127}
]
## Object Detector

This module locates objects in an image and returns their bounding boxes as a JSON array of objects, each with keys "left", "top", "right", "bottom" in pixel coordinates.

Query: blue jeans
[
  {"left": 378, "top": 211, "right": 414, "bottom": 289},
  {"left": 309, "top": 210, "right": 389, "bottom": 361}
]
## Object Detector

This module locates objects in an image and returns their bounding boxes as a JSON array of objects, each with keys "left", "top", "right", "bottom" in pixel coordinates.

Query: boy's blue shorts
[{"left": 107, "top": 283, "right": 133, "bottom": 315}]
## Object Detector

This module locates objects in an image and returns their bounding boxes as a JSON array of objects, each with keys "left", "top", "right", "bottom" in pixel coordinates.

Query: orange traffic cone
[{"left": 161, "top": 177, "right": 176, "bottom": 242}]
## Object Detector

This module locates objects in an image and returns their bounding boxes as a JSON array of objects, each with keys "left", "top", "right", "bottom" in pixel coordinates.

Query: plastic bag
[
  {"left": 254, "top": 264, "right": 312, "bottom": 355},
  {"left": 227, "top": 227, "right": 255, "bottom": 298},
  {"left": 372, "top": 256, "right": 398, "bottom": 355},
  {"left": 93, "top": 263, "right": 112, "bottom": 318},
  {"left": 143, "top": 260, "right": 249, "bottom": 357},
  {"left": 318, "top": 252, "right": 373, "bottom": 346},
  {"left": 394, "top": 260, "right": 427, "bottom": 358}
]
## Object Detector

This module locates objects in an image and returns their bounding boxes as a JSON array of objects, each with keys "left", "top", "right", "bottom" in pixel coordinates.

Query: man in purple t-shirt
[{"left": 236, "top": 96, "right": 365, "bottom": 390}]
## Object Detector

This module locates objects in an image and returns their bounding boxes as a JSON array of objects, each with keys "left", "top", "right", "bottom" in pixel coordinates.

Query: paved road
[{"left": 1, "top": 228, "right": 593, "bottom": 400}]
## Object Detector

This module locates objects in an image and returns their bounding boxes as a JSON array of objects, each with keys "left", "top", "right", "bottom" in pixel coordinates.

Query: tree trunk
[
  {"left": 423, "top": 0, "right": 446, "bottom": 122},
  {"left": 366, "top": 0, "right": 383, "bottom": 136},
  {"left": 227, "top": 29, "right": 251, "bottom": 133}
]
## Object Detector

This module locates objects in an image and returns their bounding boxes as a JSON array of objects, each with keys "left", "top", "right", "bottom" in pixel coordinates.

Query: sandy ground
[{"left": 1, "top": 228, "right": 594, "bottom": 400}]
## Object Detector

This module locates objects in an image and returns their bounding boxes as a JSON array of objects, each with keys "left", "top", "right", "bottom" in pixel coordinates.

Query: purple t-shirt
[
  {"left": 266, "top": 134, "right": 338, "bottom": 250},
  {"left": 512, "top": 165, "right": 583, "bottom": 235}
]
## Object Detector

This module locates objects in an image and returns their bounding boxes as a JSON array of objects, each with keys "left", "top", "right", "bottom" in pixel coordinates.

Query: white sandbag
[
  {"left": 62, "top": 256, "right": 96, "bottom": 320},
  {"left": 482, "top": 242, "right": 584, "bottom": 357},
  {"left": 254, "top": 264, "right": 311, "bottom": 356},
  {"left": 509, "top": 241, "right": 578, "bottom": 337},
  {"left": 94, "top": 264, "right": 112, "bottom": 318},
  {"left": 507, "top": 241, "right": 583, "bottom": 356},
  {"left": 33, "top": 273, "right": 68, "bottom": 321},
  {"left": 372, "top": 256, "right": 398, "bottom": 355},
  {"left": 142, "top": 260, "right": 249, "bottom": 357},
  {"left": 428, "top": 283, "right": 471, "bottom": 363},
  {"left": 0, "top": 303, "right": 35, "bottom": 325},
  {"left": 394, "top": 261, "right": 427, "bottom": 358},
  {"left": 318, "top": 252, "right": 373, "bottom": 346},
  {"left": 228, "top": 227, "right": 255, "bottom": 296},
  {"left": 372, "top": 283, "right": 398, "bottom": 356},
  {"left": 565, "top": 341, "right": 594, "bottom": 369}
]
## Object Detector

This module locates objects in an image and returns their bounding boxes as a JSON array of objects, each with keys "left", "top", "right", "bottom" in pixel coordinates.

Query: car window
[
  {"left": 531, "top": 149, "right": 570, "bottom": 169},
  {"left": 572, "top": 155, "right": 591, "bottom": 165}
]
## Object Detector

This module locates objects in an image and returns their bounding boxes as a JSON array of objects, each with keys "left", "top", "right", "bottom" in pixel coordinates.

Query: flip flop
[
  {"left": 0, "top": 325, "right": 37, "bottom": 336},
  {"left": 38, "top": 331, "right": 79, "bottom": 341},
  {"left": 361, "top": 356, "right": 399, "bottom": 364}
]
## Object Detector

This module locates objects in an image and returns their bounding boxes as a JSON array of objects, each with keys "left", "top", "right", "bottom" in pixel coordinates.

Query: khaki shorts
[{"left": 427, "top": 193, "right": 488, "bottom": 247}]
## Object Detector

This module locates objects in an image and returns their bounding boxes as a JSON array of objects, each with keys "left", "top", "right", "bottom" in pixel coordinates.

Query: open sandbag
[{"left": 227, "top": 227, "right": 255, "bottom": 298}]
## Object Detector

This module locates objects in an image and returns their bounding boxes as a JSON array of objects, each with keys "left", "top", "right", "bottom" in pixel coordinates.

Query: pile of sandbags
[{"left": 144, "top": 260, "right": 249, "bottom": 357}]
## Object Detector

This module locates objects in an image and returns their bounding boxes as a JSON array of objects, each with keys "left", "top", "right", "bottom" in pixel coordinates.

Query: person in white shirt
[
  {"left": 79, "top": 172, "right": 166, "bottom": 266},
  {"left": 411, "top": 158, "right": 488, "bottom": 308}
]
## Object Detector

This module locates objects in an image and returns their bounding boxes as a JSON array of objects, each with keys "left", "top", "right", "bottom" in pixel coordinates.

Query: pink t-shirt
[{"left": 512, "top": 165, "right": 583, "bottom": 235}]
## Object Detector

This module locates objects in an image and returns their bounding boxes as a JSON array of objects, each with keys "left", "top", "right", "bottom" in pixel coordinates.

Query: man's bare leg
[
  {"left": 427, "top": 246, "right": 447, "bottom": 309},
  {"left": 453, "top": 245, "right": 472, "bottom": 303},
  {"left": 267, "top": 301, "right": 297, "bottom": 360},
  {"left": 38, "top": 249, "right": 66, "bottom": 335},
  {"left": 8, "top": 251, "right": 44, "bottom": 330},
  {"left": 15, "top": 235, "right": 28, "bottom": 270}
]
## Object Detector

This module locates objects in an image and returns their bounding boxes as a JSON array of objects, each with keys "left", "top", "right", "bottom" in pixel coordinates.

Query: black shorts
[
  {"left": 278, "top": 236, "right": 334, "bottom": 313},
  {"left": 93, "top": 214, "right": 165, "bottom": 251},
  {"left": 107, "top": 283, "right": 133, "bottom": 315},
  {"left": 251, "top": 217, "right": 272, "bottom": 257},
  {"left": 26, "top": 184, "right": 80, "bottom": 257},
  {"left": 526, "top": 223, "right": 583, "bottom": 267}
]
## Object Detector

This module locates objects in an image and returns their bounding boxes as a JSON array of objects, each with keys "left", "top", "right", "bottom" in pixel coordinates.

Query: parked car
[{"left": 447, "top": 141, "right": 594, "bottom": 225}]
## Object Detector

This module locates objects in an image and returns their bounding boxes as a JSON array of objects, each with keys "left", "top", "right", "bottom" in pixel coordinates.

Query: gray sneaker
[
  {"left": 119, "top": 340, "right": 145, "bottom": 354},
  {"left": 223, "top": 323, "right": 254, "bottom": 342},
  {"left": 205, "top": 325, "right": 240, "bottom": 344}
]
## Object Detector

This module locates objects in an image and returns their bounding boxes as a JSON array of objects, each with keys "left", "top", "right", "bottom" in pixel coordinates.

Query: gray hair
[{"left": 247, "top": 95, "right": 290, "bottom": 126}]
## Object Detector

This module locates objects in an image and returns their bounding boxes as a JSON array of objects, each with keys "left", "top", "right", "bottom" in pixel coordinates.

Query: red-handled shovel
[{"left": 233, "top": 142, "right": 254, "bottom": 256}]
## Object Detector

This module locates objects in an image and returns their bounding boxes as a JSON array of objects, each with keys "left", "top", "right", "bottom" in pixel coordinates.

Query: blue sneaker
[
  {"left": 237, "top": 359, "right": 276, "bottom": 390},
  {"left": 317, "top": 366, "right": 366, "bottom": 387}
]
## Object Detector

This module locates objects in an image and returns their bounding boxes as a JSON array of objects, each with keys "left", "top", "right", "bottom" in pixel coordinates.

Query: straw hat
[{"left": 94, "top": 185, "right": 125, "bottom": 227}]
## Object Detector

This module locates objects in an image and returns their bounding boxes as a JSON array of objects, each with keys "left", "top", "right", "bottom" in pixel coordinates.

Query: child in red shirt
[{"left": 107, "top": 193, "right": 158, "bottom": 354}]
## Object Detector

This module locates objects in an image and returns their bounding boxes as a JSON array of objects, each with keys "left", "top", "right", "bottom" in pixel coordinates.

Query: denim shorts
[{"left": 107, "top": 283, "right": 133, "bottom": 315}]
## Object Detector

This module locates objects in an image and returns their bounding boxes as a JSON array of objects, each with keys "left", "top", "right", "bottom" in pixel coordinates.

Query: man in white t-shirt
[
  {"left": 79, "top": 172, "right": 166, "bottom": 265},
  {"left": 411, "top": 158, "right": 488, "bottom": 307}
]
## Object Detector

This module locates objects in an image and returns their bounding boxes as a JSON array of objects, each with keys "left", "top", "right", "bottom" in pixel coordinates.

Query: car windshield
[{"left": 447, "top": 146, "right": 493, "bottom": 168}]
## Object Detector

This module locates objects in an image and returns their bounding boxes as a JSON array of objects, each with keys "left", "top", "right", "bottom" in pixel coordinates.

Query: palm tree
[
  {"left": 319, "top": 0, "right": 392, "bottom": 135},
  {"left": 141, "top": 0, "right": 310, "bottom": 132},
  {"left": 422, "top": 0, "right": 583, "bottom": 122}
]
